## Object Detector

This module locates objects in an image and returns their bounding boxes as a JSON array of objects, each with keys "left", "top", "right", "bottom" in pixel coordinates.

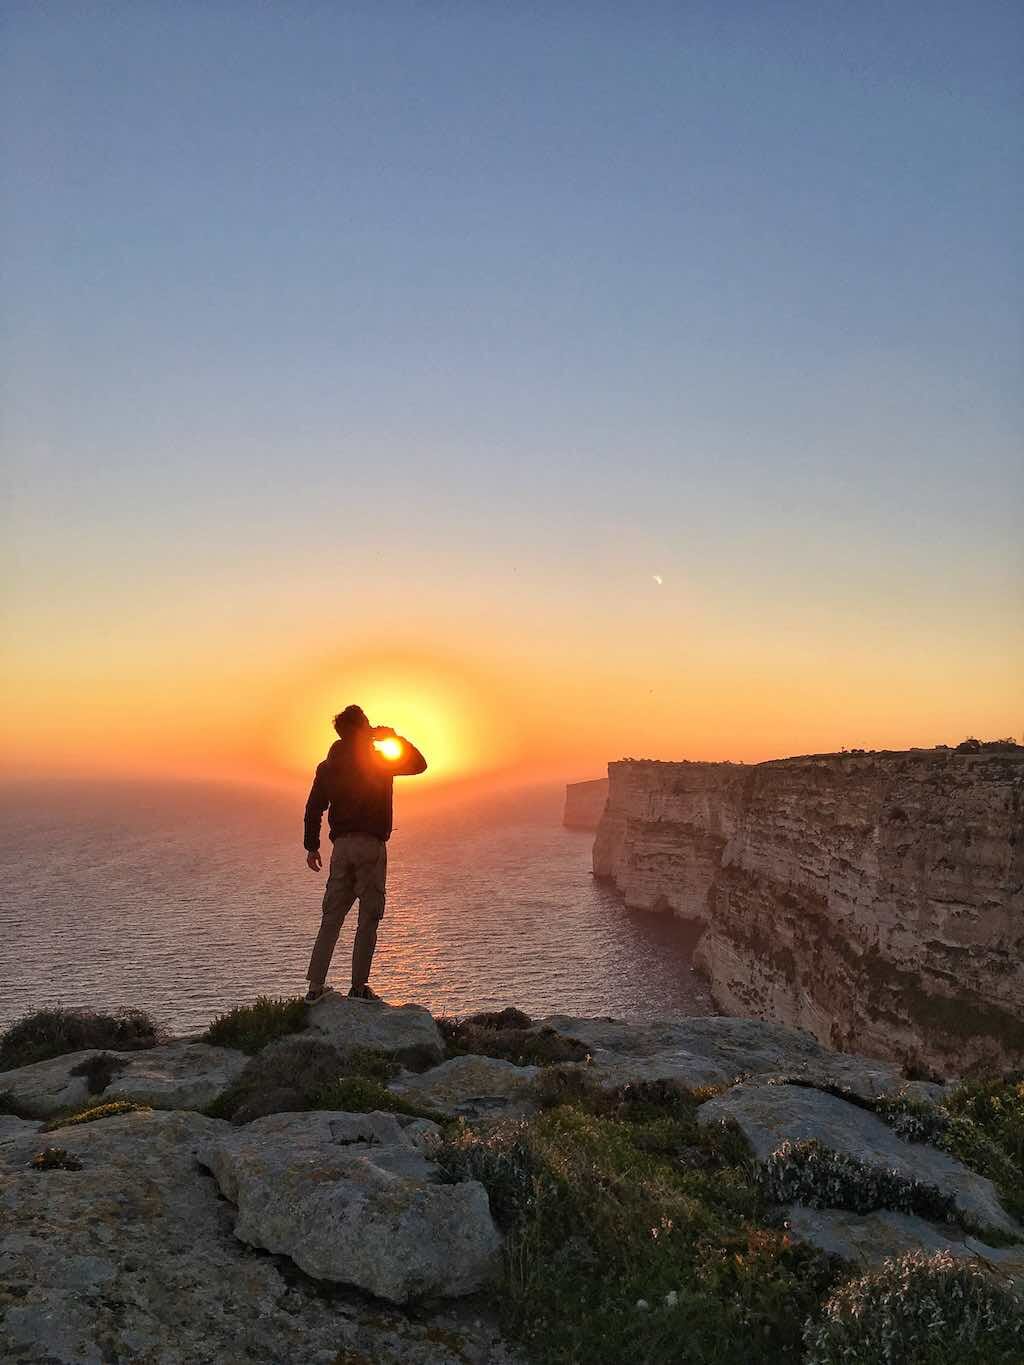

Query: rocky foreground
[{"left": 1, "top": 997, "right": 1022, "bottom": 1364}]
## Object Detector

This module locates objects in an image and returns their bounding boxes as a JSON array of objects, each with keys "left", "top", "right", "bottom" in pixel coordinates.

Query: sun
[{"left": 271, "top": 649, "right": 517, "bottom": 782}]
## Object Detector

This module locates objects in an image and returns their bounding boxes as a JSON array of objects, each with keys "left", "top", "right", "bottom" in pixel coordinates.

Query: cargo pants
[{"left": 306, "top": 832, "right": 387, "bottom": 990}]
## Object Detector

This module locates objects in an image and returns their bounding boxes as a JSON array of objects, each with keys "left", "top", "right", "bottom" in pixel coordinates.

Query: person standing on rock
[{"left": 303, "top": 704, "right": 427, "bottom": 1003}]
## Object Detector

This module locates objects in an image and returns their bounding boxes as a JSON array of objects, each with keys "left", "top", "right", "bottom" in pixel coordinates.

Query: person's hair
[{"left": 333, "top": 704, "right": 369, "bottom": 736}]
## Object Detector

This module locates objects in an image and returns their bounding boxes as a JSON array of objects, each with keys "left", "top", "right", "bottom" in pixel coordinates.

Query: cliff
[
  {"left": 562, "top": 777, "right": 609, "bottom": 829},
  {"left": 593, "top": 750, "right": 1024, "bottom": 1077}
]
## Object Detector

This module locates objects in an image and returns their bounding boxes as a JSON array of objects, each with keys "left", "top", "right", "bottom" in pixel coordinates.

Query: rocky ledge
[{"left": 1, "top": 996, "right": 1022, "bottom": 1365}]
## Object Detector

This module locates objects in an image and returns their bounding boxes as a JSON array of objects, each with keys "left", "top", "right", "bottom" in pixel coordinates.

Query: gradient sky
[{"left": 2, "top": 2, "right": 1021, "bottom": 787}]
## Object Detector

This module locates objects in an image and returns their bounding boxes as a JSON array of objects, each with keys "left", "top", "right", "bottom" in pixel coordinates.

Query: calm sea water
[{"left": 0, "top": 779, "right": 714, "bottom": 1036}]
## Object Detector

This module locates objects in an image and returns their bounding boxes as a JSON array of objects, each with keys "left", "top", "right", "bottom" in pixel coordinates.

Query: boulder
[
  {"left": 390, "top": 1054, "right": 540, "bottom": 1118},
  {"left": 0, "top": 1108, "right": 517, "bottom": 1364},
  {"left": 0, "top": 1041, "right": 247, "bottom": 1118},
  {"left": 0, "top": 1050, "right": 99, "bottom": 1117},
  {"left": 784, "top": 1205, "right": 1024, "bottom": 1275},
  {"left": 698, "top": 1081, "right": 1022, "bottom": 1238},
  {"left": 199, "top": 1109, "right": 503, "bottom": 1304},
  {"left": 534, "top": 1014, "right": 904, "bottom": 1098},
  {"left": 105, "top": 1041, "right": 248, "bottom": 1110},
  {"left": 305, "top": 995, "right": 445, "bottom": 1071}
]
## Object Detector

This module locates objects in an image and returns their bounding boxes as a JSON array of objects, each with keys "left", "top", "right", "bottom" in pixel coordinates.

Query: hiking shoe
[
  {"left": 304, "top": 985, "right": 335, "bottom": 1005},
  {"left": 348, "top": 984, "right": 381, "bottom": 1001}
]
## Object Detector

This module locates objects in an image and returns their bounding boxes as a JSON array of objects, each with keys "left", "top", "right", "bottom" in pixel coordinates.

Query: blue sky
[{"left": 2, "top": 2, "right": 1021, "bottom": 776}]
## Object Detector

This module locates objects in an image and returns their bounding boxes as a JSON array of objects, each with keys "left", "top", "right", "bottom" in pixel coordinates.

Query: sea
[{"left": 0, "top": 778, "right": 714, "bottom": 1036}]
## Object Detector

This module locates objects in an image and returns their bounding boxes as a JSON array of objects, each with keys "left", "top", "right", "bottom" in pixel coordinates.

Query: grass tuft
[
  {"left": 201, "top": 995, "right": 308, "bottom": 1054},
  {"left": 0, "top": 1007, "right": 158, "bottom": 1071}
]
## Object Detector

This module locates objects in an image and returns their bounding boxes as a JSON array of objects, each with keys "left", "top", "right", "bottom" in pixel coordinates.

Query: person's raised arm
[
  {"left": 371, "top": 728, "right": 427, "bottom": 776},
  {"left": 390, "top": 736, "right": 427, "bottom": 776},
  {"left": 303, "top": 764, "right": 329, "bottom": 869}
]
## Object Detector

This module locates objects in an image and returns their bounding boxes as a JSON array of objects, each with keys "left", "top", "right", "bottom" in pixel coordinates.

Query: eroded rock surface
[
  {"left": 390, "top": 1053, "right": 540, "bottom": 1118},
  {"left": 199, "top": 1109, "right": 503, "bottom": 1303},
  {"left": 784, "top": 1205, "right": 1024, "bottom": 1275},
  {"left": 0, "top": 1041, "right": 247, "bottom": 1117},
  {"left": 0, "top": 1108, "right": 515, "bottom": 1364},
  {"left": 698, "top": 1081, "right": 1022, "bottom": 1238},
  {"left": 533, "top": 1013, "right": 903, "bottom": 1098},
  {"left": 305, "top": 995, "right": 445, "bottom": 1070},
  {"left": 593, "top": 750, "right": 1024, "bottom": 1075}
]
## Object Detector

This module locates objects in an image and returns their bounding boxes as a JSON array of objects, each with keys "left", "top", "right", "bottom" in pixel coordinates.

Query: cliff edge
[
  {"left": 562, "top": 777, "right": 609, "bottom": 829},
  {"left": 593, "top": 749, "right": 1024, "bottom": 1076}
]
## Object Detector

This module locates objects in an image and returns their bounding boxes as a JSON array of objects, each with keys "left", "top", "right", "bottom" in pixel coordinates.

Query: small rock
[
  {"left": 305, "top": 996, "right": 445, "bottom": 1071},
  {"left": 389, "top": 1054, "right": 539, "bottom": 1118}
]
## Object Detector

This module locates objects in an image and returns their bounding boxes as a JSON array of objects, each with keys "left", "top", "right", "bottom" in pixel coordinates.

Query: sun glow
[{"left": 271, "top": 649, "right": 519, "bottom": 783}]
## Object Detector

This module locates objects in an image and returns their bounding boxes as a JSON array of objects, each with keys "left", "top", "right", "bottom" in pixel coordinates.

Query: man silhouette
[{"left": 303, "top": 704, "right": 427, "bottom": 1002}]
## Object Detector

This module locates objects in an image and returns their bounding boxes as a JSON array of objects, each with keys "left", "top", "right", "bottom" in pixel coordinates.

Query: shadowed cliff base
[{"left": 592, "top": 745, "right": 1024, "bottom": 1078}]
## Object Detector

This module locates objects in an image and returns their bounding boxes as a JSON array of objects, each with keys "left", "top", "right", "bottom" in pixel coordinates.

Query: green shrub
[
  {"left": 44, "top": 1098, "right": 151, "bottom": 1130},
  {"left": 432, "top": 1120, "right": 546, "bottom": 1231},
  {"left": 201, "top": 996, "right": 307, "bottom": 1054},
  {"left": 939, "top": 1081, "right": 1024, "bottom": 1223},
  {"left": 435, "top": 1099, "right": 836, "bottom": 1364},
  {"left": 30, "top": 1146, "right": 82, "bottom": 1171},
  {"left": 0, "top": 1007, "right": 158, "bottom": 1070},
  {"left": 761, "top": 1139, "right": 959, "bottom": 1225},
  {"left": 804, "top": 1250, "right": 1024, "bottom": 1364},
  {"left": 206, "top": 1039, "right": 411, "bottom": 1123},
  {"left": 873, "top": 1095, "right": 949, "bottom": 1146},
  {"left": 309, "top": 1075, "right": 441, "bottom": 1122},
  {"left": 206, "top": 1038, "right": 346, "bottom": 1122},
  {"left": 438, "top": 1009, "right": 590, "bottom": 1067}
]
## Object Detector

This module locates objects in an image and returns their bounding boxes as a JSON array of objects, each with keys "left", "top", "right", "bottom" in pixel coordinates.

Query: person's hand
[
  {"left": 371, "top": 725, "right": 397, "bottom": 739},
  {"left": 306, "top": 850, "right": 322, "bottom": 872}
]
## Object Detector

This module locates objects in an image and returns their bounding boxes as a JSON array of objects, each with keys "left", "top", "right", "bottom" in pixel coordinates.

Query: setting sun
[{"left": 374, "top": 737, "right": 403, "bottom": 761}]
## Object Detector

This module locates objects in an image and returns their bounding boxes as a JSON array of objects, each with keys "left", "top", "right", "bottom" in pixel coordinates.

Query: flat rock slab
[
  {"left": 698, "top": 1081, "right": 1021, "bottom": 1238},
  {"left": 390, "top": 1054, "right": 540, "bottom": 1118},
  {"left": 536, "top": 1014, "right": 904, "bottom": 1098},
  {"left": 0, "top": 1116, "right": 42, "bottom": 1149},
  {"left": 305, "top": 996, "right": 445, "bottom": 1071},
  {"left": 785, "top": 1205, "right": 1024, "bottom": 1275},
  {"left": 199, "top": 1109, "right": 503, "bottom": 1304},
  {"left": 0, "top": 1042, "right": 247, "bottom": 1118},
  {"left": 0, "top": 1108, "right": 518, "bottom": 1365}
]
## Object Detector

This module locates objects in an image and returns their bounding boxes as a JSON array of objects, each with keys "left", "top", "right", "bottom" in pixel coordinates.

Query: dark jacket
[{"left": 303, "top": 732, "right": 427, "bottom": 849}]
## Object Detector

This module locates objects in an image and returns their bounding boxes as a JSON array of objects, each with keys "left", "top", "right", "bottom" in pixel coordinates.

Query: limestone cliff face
[
  {"left": 593, "top": 751, "right": 1024, "bottom": 1077},
  {"left": 562, "top": 778, "right": 609, "bottom": 830}
]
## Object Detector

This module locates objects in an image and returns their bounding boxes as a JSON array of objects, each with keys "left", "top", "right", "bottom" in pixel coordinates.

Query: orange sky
[{"left": 2, "top": 594, "right": 1020, "bottom": 794}]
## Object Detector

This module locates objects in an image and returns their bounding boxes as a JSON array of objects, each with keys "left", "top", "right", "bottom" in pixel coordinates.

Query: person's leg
[
  {"left": 351, "top": 836, "right": 387, "bottom": 990},
  {"left": 306, "top": 838, "right": 357, "bottom": 988}
]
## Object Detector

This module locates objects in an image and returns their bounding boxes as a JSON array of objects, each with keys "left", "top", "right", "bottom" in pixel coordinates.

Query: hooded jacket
[{"left": 303, "top": 732, "right": 427, "bottom": 849}]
